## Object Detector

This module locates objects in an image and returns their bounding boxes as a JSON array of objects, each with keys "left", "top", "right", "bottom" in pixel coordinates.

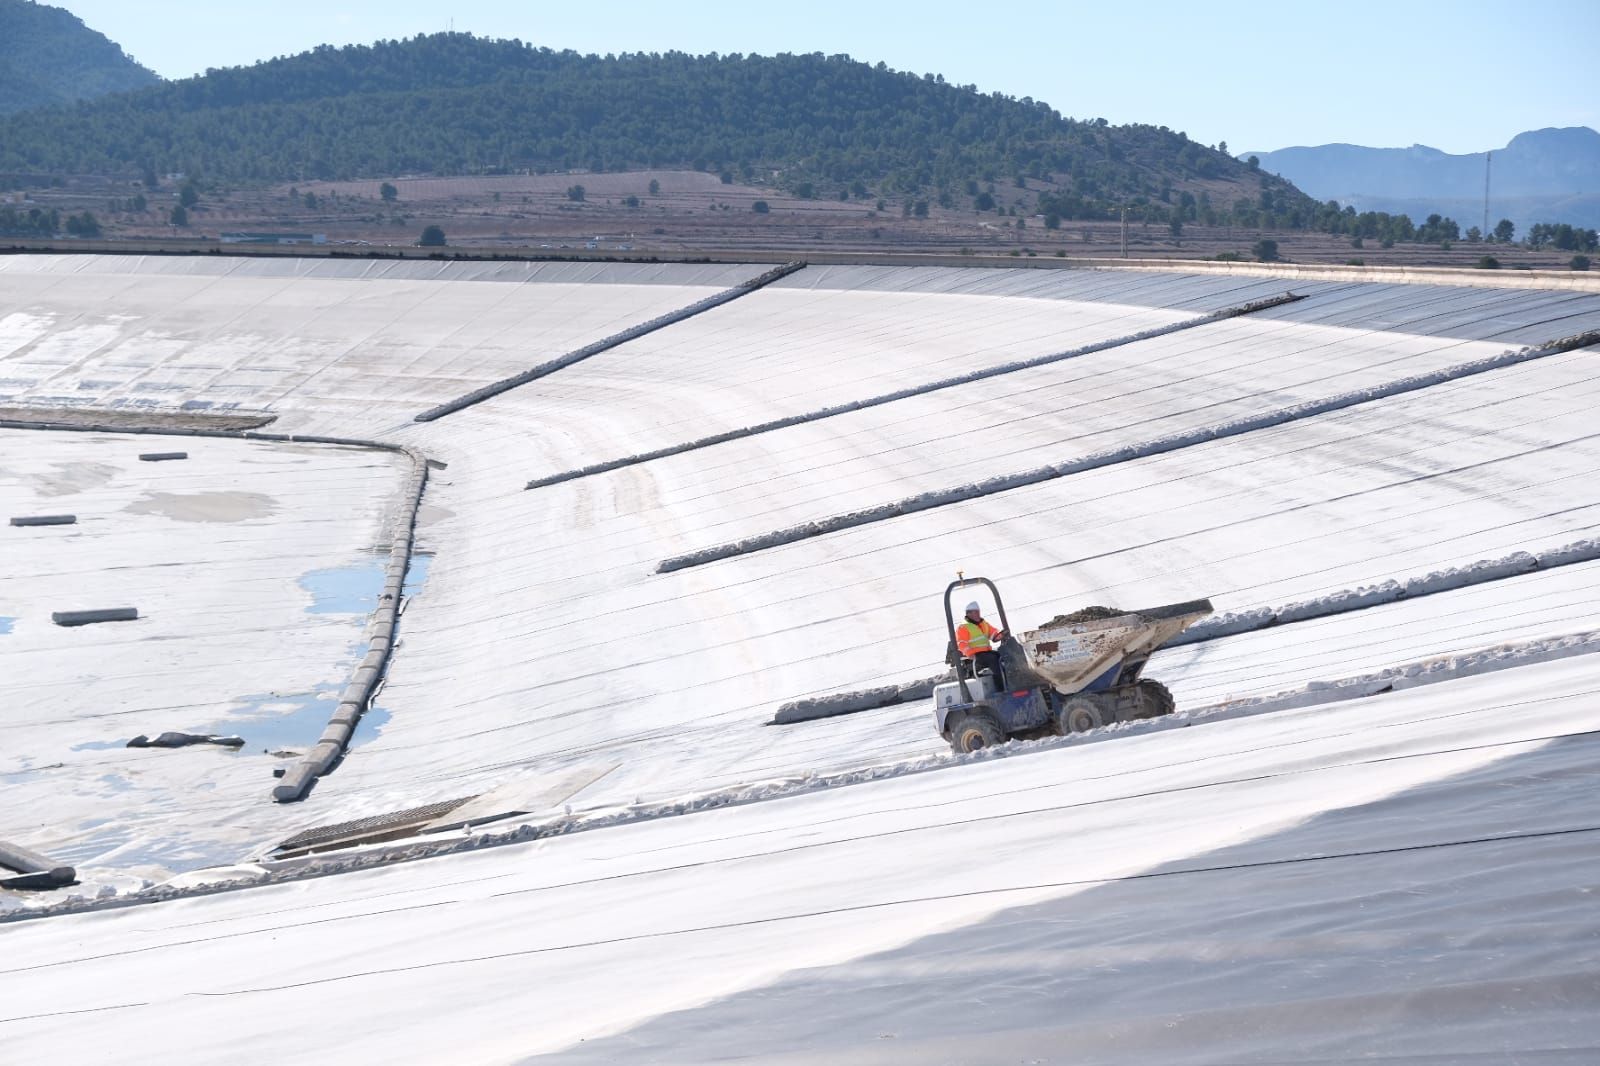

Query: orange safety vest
[{"left": 956, "top": 618, "right": 1000, "bottom": 657}]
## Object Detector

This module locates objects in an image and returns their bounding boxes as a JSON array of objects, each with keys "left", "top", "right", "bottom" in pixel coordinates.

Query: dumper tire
[
  {"left": 1056, "top": 696, "right": 1105, "bottom": 735},
  {"left": 1135, "top": 680, "right": 1176, "bottom": 719},
  {"left": 948, "top": 712, "right": 1007, "bottom": 754}
]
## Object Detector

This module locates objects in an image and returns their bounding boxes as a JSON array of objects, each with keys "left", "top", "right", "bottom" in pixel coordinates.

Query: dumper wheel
[
  {"left": 948, "top": 712, "right": 1007, "bottom": 754},
  {"left": 1135, "top": 680, "right": 1176, "bottom": 719},
  {"left": 1056, "top": 696, "right": 1104, "bottom": 735}
]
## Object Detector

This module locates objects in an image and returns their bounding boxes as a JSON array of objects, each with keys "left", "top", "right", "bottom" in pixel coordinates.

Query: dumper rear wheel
[
  {"left": 948, "top": 712, "right": 1007, "bottom": 754},
  {"left": 1135, "top": 680, "right": 1176, "bottom": 719},
  {"left": 1056, "top": 696, "right": 1104, "bottom": 735}
]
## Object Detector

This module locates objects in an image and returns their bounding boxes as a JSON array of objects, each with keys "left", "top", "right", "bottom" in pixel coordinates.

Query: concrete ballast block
[
  {"left": 0, "top": 840, "right": 76, "bottom": 887},
  {"left": 52, "top": 607, "right": 139, "bottom": 626},
  {"left": 10, "top": 514, "right": 77, "bottom": 527},
  {"left": 272, "top": 762, "right": 318, "bottom": 803}
]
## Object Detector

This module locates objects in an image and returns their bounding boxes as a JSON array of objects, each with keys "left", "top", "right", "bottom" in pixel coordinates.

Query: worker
[{"left": 956, "top": 601, "right": 1007, "bottom": 682}]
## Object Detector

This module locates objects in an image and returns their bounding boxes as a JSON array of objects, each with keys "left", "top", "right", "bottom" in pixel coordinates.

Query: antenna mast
[{"left": 1483, "top": 151, "right": 1492, "bottom": 238}]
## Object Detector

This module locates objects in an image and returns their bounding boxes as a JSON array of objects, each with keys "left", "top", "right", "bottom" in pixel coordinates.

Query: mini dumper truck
[{"left": 934, "top": 576, "right": 1212, "bottom": 754}]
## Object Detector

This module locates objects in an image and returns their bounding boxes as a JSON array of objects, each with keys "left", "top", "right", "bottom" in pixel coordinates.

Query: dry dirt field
[{"left": 8, "top": 168, "right": 1587, "bottom": 270}]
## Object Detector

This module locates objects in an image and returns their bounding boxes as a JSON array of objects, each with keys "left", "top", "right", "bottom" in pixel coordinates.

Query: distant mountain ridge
[
  {"left": 1246, "top": 127, "right": 1600, "bottom": 233},
  {"left": 0, "top": 0, "right": 159, "bottom": 113}
]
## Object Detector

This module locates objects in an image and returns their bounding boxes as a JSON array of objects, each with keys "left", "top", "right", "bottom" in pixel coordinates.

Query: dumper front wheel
[
  {"left": 1057, "top": 696, "right": 1104, "bottom": 735},
  {"left": 948, "top": 712, "right": 1007, "bottom": 754}
]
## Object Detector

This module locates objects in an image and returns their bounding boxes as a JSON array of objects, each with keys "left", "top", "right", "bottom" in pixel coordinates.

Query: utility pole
[
  {"left": 1483, "top": 151, "right": 1492, "bottom": 238},
  {"left": 1120, "top": 204, "right": 1128, "bottom": 258}
]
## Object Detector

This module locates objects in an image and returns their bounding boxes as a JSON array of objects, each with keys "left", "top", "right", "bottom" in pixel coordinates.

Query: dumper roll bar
[{"left": 944, "top": 575, "right": 1012, "bottom": 705}]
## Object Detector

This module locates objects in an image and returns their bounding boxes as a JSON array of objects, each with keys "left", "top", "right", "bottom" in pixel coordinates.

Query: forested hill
[
  {"left": 0, "top": 32, "right": 1314, "bottom": 221},
  {"left": 0, "top": 0, "right": 158, "bottom": 113}
]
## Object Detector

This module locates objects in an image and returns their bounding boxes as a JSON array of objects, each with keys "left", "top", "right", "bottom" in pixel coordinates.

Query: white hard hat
[{"left": 965, "top": 601, "right": 981, "bottom": 613}]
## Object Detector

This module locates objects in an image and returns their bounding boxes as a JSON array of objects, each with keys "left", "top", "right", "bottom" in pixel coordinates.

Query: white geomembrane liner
[
  {"left": 0, "top": 656, "right": 1596, "bottom": 1064},
  {"left": 0, "top": 430, "right": 408, "bottom": 881},
  {"left": 328, "top": 272, "right": 1600, "bottom": 806},
  {"left": 332, "top": 335, "right": 1600, "bottom": 822},
  {"left": 2, "top": 259, "right": 1600, "bottom": 1063},
  {"left": 0, "top": 256, "right": 757, "bottom": 435}
]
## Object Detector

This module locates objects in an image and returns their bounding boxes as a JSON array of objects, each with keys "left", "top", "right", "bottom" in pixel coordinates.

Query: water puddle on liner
[
  {"left": 188, "top": 687, "right": 398, "bottom": 753},
  {"left": 202, "top": 688, "right": 344, "bottom": 753},
  {"left": 73, "top": 692, "right": 395, "bottom": 757},
  {"left": 178, "top": 553, "right": 428, "bottom": 751},
  {"left": 0, "top": 617, "right": 14, "bottom": 635},
  {"left": 349, "top": 704, "right": 393, "bottom": 748},
  {"left": 300, "top": 559, "right": 386, "bottom": 615},
  {"left": 69, "top": 687, "right": 350, "bottom": 754}
]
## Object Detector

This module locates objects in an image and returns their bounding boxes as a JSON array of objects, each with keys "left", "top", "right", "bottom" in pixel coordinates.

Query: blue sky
[{"left": 60, "top": 0, "right": 1599, "bottom": 155}]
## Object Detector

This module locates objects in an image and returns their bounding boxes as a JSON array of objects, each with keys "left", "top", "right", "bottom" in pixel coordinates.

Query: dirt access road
[{"left": 14, "top": 168, "right": 1588, "bottom": 270}]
